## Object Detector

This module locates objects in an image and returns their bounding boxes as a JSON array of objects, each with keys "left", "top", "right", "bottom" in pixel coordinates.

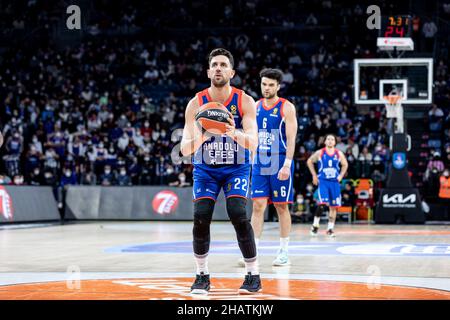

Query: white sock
[
  {"left": 194, "top": 254, "right": 209, "bottom": 275},
  {"left": 328, "top": 222, "right": 335, "bottom": 230},
  {"left": 280, "top": 237, "right": 289, "bottom": 251},
  {"left": 255, "top": 238, "right": 260, "bottom": 249},
  {"left": 313, "top": 216, "right": 320, "bottom": 228},
  {"left": 245, "top": 258, "right": 259, "bottom": 275}
]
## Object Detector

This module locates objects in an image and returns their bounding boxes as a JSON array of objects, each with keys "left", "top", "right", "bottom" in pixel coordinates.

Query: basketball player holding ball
[
  {"left": 306, "top": 134, "right": 348, "bottom": 237},
  {"left": 180, "top": 48, "right": 261, "bottom": 294}
]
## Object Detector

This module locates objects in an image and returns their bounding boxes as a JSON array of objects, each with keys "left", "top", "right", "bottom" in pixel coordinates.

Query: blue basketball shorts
[
  {"left": 192, "top": 164, "right": 251, "bottom": 201},
  {"left": 250, "top": 164, "right": 294, "bottom": 204},
  {"left": 317, "top": 179, "right": 342, "bottom": 207}
]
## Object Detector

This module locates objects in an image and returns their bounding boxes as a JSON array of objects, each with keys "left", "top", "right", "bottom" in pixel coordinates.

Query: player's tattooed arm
[
  {"left": 226, "top": 93, "right": 258, "bottom": 153},
  {"left": 278, "top": 101, "right": 297, "bottom": 181},
  {"left": 337, "top": 150, "right": 348, "bottom": 182},
  {"left": 180, "top": 97, "right": 210, "bottom": 156},
  {"left": 307, "top": 150, "right": 321, "bottom": 185}
]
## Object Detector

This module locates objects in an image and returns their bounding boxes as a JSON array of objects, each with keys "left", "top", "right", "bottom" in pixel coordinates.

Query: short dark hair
[
  {"left": 208, "top": 48, "right": 234, "bottom": 68},
  {"left": 259, "top": 68, "right": 283, "bottom": 84},
  {"left": 324, "top": 133, "right": 338, "bottom": 145}
]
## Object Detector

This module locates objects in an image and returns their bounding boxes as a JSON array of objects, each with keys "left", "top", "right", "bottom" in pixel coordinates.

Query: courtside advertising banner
[
  {"left": 0, "top": 186, "right": 60, "bottom": 223},
  {"left": 65, "top": 186, "right": 258, "bottom": 221}
]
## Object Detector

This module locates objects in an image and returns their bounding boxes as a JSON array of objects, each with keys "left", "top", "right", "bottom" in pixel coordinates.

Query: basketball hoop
[{"left": 383, "top": 94, "right": 402, "bottom": 119}]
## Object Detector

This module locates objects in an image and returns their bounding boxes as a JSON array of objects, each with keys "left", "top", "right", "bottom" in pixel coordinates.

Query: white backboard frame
[{"left": 354, "top": 58, "right": 433, "bottom": 105}]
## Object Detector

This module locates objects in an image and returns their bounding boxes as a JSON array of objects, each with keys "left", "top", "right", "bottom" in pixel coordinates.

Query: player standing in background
[
  {"left": 180, "top": 48, "right": 261, "bottom": 294},
  {"left": 249, "top": 68, "right": 298, "bottom": 266},
  {"left": 306, "top": 134, "right": 348, "bottom": 237}
]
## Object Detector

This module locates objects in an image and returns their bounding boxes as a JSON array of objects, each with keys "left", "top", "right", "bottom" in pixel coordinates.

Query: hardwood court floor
[{"left": 0, "top": 221, "right": 449, "bottom": 300}]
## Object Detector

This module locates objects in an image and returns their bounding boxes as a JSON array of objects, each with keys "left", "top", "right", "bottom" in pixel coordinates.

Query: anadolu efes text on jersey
[
  {"left": 193, "top": 87, "right": 251, "bottom": 166},
  {"left": 318, "top": 148, "right": 341, "bottom": 181},
  {"left": 253, "top": 98, "right": 288, "bottom": 169}
]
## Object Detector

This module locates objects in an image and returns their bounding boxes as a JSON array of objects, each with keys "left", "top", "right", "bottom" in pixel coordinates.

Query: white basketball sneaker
[{"left": 272, "top": 249, "right": 291, "bottom": 266}]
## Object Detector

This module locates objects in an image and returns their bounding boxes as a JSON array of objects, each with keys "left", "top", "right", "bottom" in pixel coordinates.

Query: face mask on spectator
[
  {"left": 167, "top": 168, "right": 174, "bottom": 174},
  {"left": 105, "top": 168, "right": 111, "bottom": 174},
  {"left": 144, "top": 157, "right": 150, "bottom": 162},
  {"left": 306, "top": 185, "right": 313, "bottom": 192},
  {"left": 65, "top": 171, "right": 71, "bottom": 177},
  {"left": 179, "top": 174, "right": 186, "bottom": 183},
  {"left": 444, "top": 170, "right": 450, "bottom": 177},
  {"left": 120, "top": 169, "right": 126, "bottom": 176},
  {"left": 14, "top": 177, "right": 23, "bottom": 184},
  {"left": 34, "top": 169, "right": 40, "bottom": 176},
  {"left": 32, "top": 137, "right": 38, "bottom": 143},
  {"left": 144, "top": 122, "right": 149, "bottom": 127},
  {"left": 296, "top": 196, "right": 304, "bottom": 204}
]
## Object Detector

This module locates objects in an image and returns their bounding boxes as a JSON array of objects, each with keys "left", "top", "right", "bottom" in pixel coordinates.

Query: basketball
[{"left": 195, "top": 102, "right": 231, "bottom": 135}]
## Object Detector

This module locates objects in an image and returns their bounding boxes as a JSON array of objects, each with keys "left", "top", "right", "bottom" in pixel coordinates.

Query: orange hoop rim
[{"left": 383, "top": 94, "right": 402, "bottom": 106}]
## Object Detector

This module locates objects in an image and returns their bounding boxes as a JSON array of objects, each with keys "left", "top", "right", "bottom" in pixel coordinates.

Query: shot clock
[
  {"left": 377, "top": 15, "right": 414, "bottom": 51},
  {"left": 379, "top": 15, "right": 412, "bottom": 38}
]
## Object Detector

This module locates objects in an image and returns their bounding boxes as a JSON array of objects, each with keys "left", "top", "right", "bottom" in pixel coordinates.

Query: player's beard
[
  {"left": 212, "top": 77, "right": 228, "bottom": 88},
  {"left": 263, "top": 92, "right": 276, "bottom": 99}
]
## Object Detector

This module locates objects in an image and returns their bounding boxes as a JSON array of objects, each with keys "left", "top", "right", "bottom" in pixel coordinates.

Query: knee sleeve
[
  {"left": 226, "top": 197, "right": 256, "bottom": 259},
  {"left": 315, "top": 204, "right": 327, "bottom": 217},
  {"left": 193, "top": 199, "right": 215, "bottom": 256}
]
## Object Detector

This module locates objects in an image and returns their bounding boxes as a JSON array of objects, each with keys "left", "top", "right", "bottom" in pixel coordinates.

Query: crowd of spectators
[{"left": 0, "top": 1, "right": 449, "bottom": 217}]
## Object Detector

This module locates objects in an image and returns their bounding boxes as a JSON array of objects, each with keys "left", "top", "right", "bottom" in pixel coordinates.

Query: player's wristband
[{"left": 283, "top": 158, "right": 292, "bottom": 168}]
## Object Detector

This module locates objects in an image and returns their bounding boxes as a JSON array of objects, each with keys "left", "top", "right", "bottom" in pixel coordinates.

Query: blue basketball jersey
[
  {"left": 192, "top": 87, "right": 250, "bottom": 167},
  {"left": 317, "top": 148, "right": 341, "bottom": 181},
  {"left": 253, "top": 98, "right": 288, "bottom": 172}
]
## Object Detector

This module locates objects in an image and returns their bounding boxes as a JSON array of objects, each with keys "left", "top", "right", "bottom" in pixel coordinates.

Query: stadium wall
[
  {"left": 0, "top": 186, "right": 61, "bottom": 223},
  {"left": 64, "top": 186, "right": 260, "bottom": 221}
]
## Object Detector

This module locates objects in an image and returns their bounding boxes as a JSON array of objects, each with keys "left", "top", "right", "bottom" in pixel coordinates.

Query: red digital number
[
  {"left": 385, "top": 26, "right": 394, "bottom": 37},
  {"left": 395, "top": 27, "right": 404, "bottom": 37}
]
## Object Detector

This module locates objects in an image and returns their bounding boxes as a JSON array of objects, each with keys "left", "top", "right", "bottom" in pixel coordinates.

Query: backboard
[{"left": 354, "top": 58, "right": 433, "bottom": 105}]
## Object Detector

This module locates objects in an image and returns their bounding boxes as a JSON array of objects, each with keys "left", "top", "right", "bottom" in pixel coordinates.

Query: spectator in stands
[
  {"left": 341, "top": 182, "right": 355, "bottom": 207},
  {"left": 60, "top": 167, "right": 78, "bottom": 187},
  {"left": 426, "top": 152, "right": 445, "bottom": 175},
  {"left": 292, "top": 193, "right": 308, "bottom": 222},
  {"left": 429, "top": 104, "right": 444, "bottom": 131},
  {"left": 5, "top": 132, "right": 23, "bottom": 156},
  {"left": 169, "top": 172, "right": 190, "bottom": 187},
  {"left": 116, "top": 167, "right": 132, "bottom": 186},
  {"left": 28, "top": 167, "right": 44, "bottom": 186},
  {"left": 422, "top": 19, "right": 438, "bottom": 51},
  {"left": 304, "top": 183, "right": 316, "bottom": 216},
  {"left": 79, "top": 165, "right": 97, "bottom": 185},
  {"left": 438, "top": 168, "right": 450, "bottom": 217},
  {"left": 12, "top": 174, "right": 25, "bottom": 185},
  {"left": 99, "top": 165, "right": 115, "bottom": 186},
  {"left": 0, "top": 174, "right": 12, "bottom": 185}
]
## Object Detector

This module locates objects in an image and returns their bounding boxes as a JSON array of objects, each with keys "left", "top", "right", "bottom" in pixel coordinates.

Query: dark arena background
[{"left": 0, "top": 0, "right": 449, "bottom": 308}]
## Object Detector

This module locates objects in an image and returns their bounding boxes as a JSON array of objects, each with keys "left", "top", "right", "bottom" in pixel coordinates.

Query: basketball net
[
  {"left": 383, "top": 94, "right": 402, "bottom": 119},
  {"left": 383, "top": 93, "right": 404, "bottom": 133}
]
